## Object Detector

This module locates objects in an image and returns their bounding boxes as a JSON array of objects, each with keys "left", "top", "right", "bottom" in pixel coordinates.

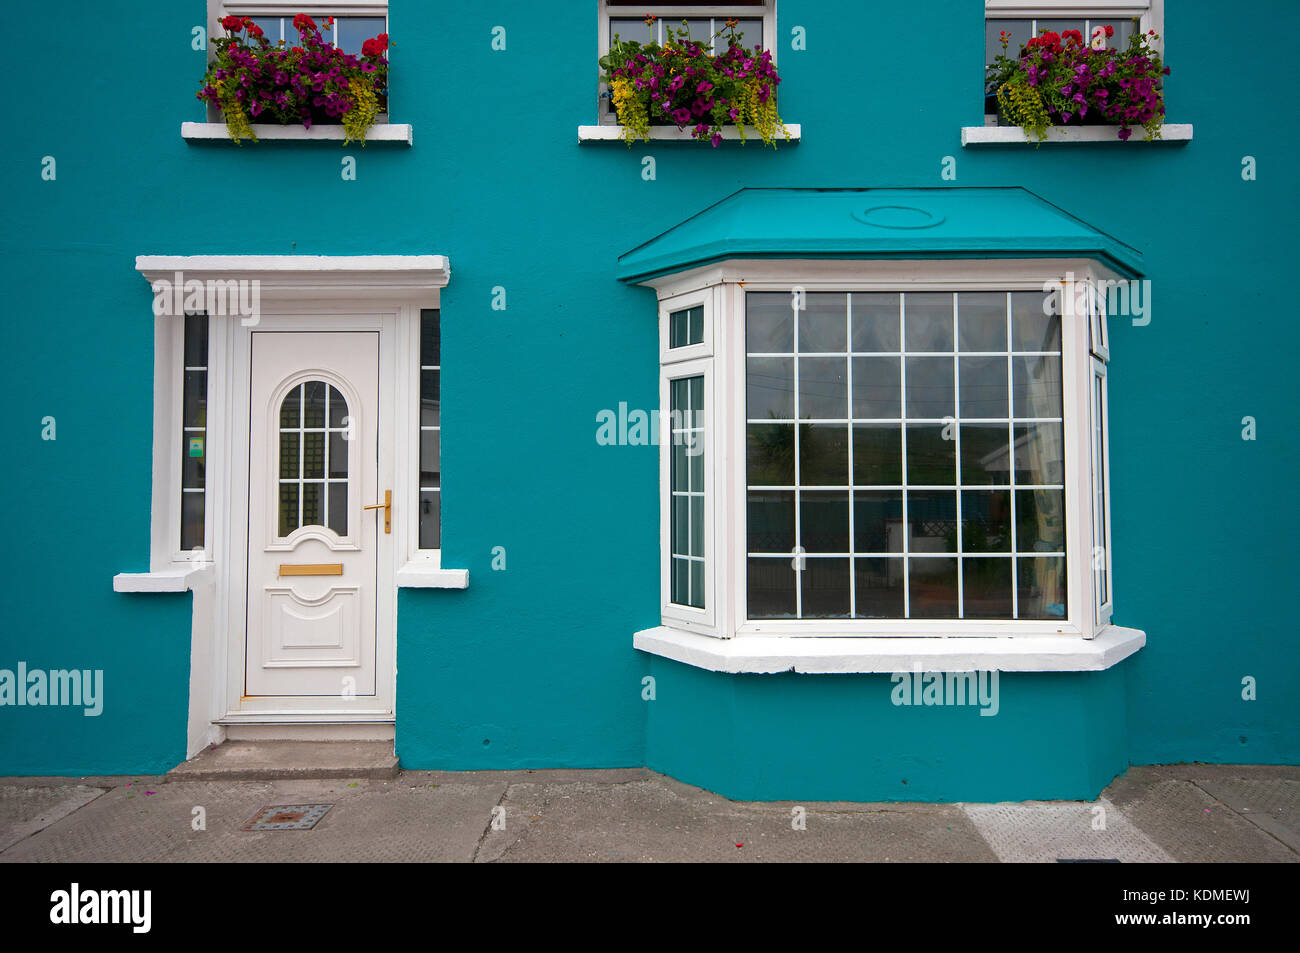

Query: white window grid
[
  {"left": 180, "top": 314, "right": 209, "bottom": 551},
  {"left": 669, "top": 375, "right": 706, "bottom": 609},
  {"left": 744, "top": 291, "right": 1066, "bottom": 622},
  {"left": 277, "top": 383, "right": 349, "bottom": 536}
]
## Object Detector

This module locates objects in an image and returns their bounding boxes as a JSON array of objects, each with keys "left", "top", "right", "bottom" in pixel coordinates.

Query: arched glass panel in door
[{"left": 278, "top": 381, "right": 349, "bottom": 537}]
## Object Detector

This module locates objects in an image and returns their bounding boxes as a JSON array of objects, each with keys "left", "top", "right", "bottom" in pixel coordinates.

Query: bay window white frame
[
  {"left": 659, "top": 286, "right": 721, "bottom": 633},
  {"left": 651, "top": 258, "right": 1120, "bottom": 641}
]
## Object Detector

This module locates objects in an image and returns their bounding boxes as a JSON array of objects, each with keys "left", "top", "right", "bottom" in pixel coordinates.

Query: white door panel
[{"left": 246, "top": 331, "right": 380, "bottom": 698}]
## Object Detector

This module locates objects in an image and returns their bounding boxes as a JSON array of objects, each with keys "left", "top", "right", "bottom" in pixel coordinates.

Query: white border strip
[
  {"left": 182, "top": 121, "right": 412, "bottom": 144},
  {"left": 962, "top": 124, "right": 1192, "bottom": 146},
  {"left": 634, "top": 624, "right": 1146, "bottom": 673}
]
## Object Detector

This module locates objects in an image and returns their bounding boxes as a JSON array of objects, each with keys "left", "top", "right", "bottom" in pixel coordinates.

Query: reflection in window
[
  {"left": 745, "top": 291, "right": 1065, "bottom": 621},
  {"left": 247, "top": 15, "right": 387, "bottom": 55},
  {"left": 419, "top": 309, "right": 441, "bottom": 550},
  {"left": 181, "top": 313, "right": 208, "bottom": 551},
  {"left": 279, "top": 382, "right": 348, "bottom": 537}
]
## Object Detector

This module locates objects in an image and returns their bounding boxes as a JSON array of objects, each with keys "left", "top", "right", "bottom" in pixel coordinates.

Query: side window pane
[
  {"left": 180, "top": 313, "right": 208, "bottom": 551},
  {"left": 670, "top": 376, "right": 705, "bottom": 609},
  {"left": 669, "top": 305, "right": 704, "bottom": 348},
  {"left": 419, "top": 309, "right": 441, "bottom": 550}
]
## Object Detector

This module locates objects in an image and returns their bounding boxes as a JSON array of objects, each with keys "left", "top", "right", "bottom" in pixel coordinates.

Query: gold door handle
[{"left": 363, "top": 489, "right": 392, "bottom": 534}]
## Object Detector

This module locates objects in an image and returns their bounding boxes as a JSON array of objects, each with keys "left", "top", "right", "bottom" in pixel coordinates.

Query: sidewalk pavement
[{"left": 1, "top": 763, "right": 1295, "bottom": 863}]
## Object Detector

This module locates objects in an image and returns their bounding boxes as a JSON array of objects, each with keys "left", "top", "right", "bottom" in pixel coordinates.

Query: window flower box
[
  {"left": 985, "top": 24, "right": 1169, "bottom": 143},
  {"left": 598, "top": 15, "right": 788, "bottom": 148},
  {"left": 197, "top": 13, "right": 390, "bottom": 145}
]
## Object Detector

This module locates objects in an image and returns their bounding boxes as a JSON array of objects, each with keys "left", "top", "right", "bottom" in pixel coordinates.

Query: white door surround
[{"left": 125, "top": 257, "right": 451, "bottom": 754}]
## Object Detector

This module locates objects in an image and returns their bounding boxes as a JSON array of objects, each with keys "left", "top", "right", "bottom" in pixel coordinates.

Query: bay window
[{"left": 652, "top": 260, "right": 1118, "bottom": 641}]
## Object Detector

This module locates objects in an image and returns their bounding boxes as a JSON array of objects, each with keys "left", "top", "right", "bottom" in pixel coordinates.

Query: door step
[{"left": 166, "top": 741, "right": 399, "bottom": 782}]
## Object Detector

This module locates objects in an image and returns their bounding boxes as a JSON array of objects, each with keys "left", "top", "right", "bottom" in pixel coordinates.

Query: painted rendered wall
[
  {"left": 0, "top": 0, "right": 1295, "bottom": 781},
  {"left": 644, "top": 657, "right": 1130, "bottom": 803}
]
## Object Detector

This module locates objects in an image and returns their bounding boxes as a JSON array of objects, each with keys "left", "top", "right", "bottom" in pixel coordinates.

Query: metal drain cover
[{"left": 243, "top": 803, "right": 333, "bottom": 831}]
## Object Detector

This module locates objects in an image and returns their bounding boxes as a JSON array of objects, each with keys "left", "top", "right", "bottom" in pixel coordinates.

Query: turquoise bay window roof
[{"left": 617, "top": 187, "right": 1144, "bottom": 283}]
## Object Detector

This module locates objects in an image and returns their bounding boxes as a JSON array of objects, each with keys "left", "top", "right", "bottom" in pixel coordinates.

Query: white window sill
[
  {"left": 578, "top": 123, "right": 800, "bottom": 144},
  {"left": 396, "top": 565, "right": 468, "bottom": 589},
  {"left": 113, "top": 564, "right": 214, "bottom": 593},
  {"left": 961, "top": 123, "right": 1192, "bottom": 147},
  {"left": 181, "top": 122, "right": 413, "bottom": 145},
  {"left": 633, "top": 624, "right": 1145, "bottom": 674}
]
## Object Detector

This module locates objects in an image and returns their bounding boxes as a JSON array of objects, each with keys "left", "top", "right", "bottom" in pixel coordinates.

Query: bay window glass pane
[
  {"left": 853, "top": 491, "right": 904, "bottom": 553},
  {"left": 670, "top": 306, "right": 704, "bottom": 348},
  {"left": 798, "top": 357, "right": 848, "bottom": 418},
  {"left": 744, "top": 288, "right": 1067, "bottom": 622},
  {"left": 747, "top": 423, "right": 795, "bottom": 485},
  {"left": 960, "top": 422, "right": 1010, "bottom": 485},
  {"left": 670, "top": 375, "right": 705, "bottom": 609},
  {"left": 798, "top": 293, "right": 847, "bottom": 353},
  {"left": 746, "top": 293, "right": 794, "bottom": 352},
  {"left": 747, "top": 357, "right": 794, "bottom": 419},
  {"left": 962, "top": 558, "right": 1014, "bottom": 619},
  {"left": 802, "top": 558, "right": 850, "bottom": 618},
  {"left": 852, "top": 424, "right": 902, "bottom": 486},
  {"left": 961, "top": 489, "right": 1011, "bottom": 552},
  {"left": 959, "top": 355, "right": 1008, "bottom": 418},
  {"left": 799, "top": 424, "right": 849, "bottom": 485},
  {"left": 851, "top": 357, "right": 901, "bottom": 418},
  {"left": 854, "top": 558, "right": 905, "bottom": 618},
  {"left": 904, "top": 293, "right": 954, "bottom": 352},
  {"left": 748, "top": 491, "right": 794, "bottom": 553},
  {"left": 905, "top": 356, "right": 955, "bottom": 417},
  {"left": 800, "top": 491, "right": 849, "bottom": 553},
  {"left": 851, "top": 293, "right": 901, "bottom": 352},
  {"left": 909, "top": 557, "right": 959, "bottom": 618},
  {"left": 747, "top": 558, "right": 797, "bottom": 619},
  {"left": 1018, "top": 557, "right": 1067, "bottom": 619}
]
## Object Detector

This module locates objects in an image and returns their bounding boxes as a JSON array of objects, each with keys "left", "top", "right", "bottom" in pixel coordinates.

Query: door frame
[
  {"left": 230, "top": 317, "right": 393, "bottom": 719},
  {"left": 131, "top": 256, "right": 449, "bottom": 751}
]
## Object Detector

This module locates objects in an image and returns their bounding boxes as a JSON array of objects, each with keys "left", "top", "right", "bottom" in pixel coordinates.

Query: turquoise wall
[{"left": 1, "top": 1, "right": 1295, "bottom": 790}]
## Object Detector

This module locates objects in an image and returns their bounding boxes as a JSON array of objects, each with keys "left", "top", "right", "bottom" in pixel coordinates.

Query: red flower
[
  {"left": 1104, "top": 25, "right": 1115, "bottom": 37},
  {"left": 220, "top": 15, "right": 243, "bottom": 32},
  {"left": 362, "top": 33, "right": 389, "bottom": 57},
  {"left": 246, "top": 23, "right": 264, "bottom": 38},
  {"left": 1062, "top": 29, "right": 1083, "bottom": 47},
  {"left": 293, "top": 13, "right": 317, "bottom": 32}
]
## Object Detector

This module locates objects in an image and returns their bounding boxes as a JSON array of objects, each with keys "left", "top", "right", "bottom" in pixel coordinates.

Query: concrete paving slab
[
  {"left": 1104, "top": 772, "right": 1299, "bottom": 862},
  {"left": 1191, "top": 779, "right": 1300, "bottom": 853},
  {"left": 477, "top": 775, "right": 998, "bottom": 862},
  {"left": 961, "top": 798, "right": 1175, "bottom": 863},
  {"left": 0, "top": 784, "right": 105, "bottom": 852},
  {"left": 166, "top": 741, "right": 398, "bottom": 781},
  {"left": 0, "top": 775, "right": 507, "bottom": 863}
]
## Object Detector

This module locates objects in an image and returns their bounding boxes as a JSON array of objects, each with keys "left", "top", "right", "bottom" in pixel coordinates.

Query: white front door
[{"left": 245, "top": 330, "right": 384, "bottom": 701}]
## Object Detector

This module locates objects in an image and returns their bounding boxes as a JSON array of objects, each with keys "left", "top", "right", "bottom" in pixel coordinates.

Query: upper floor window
[
  {"left": 597, "top": 1, "right": 776, "bottom": 121},
  {"left": 984, "top": 1, "right": 1163, "bottom": 116}
]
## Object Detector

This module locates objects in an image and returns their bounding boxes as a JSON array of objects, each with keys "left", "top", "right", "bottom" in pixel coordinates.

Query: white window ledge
[
  {"left": 182, "top": 122, "right": 413, "bottom": 145},
  {"left": 961, "top": 123, "right": 1192, "bottom": 147},
  {"left": 114, "top": 564, "right": 214, "bottom": 593},
  {"left": 578, "top": 123, "right": 800, "bottom": 143},
  {"left": 633, "top": 625, "right": 1145, "bottom": 674},
  {"left": 396, "top": 565, "right": 469, "bottom": 589}
]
